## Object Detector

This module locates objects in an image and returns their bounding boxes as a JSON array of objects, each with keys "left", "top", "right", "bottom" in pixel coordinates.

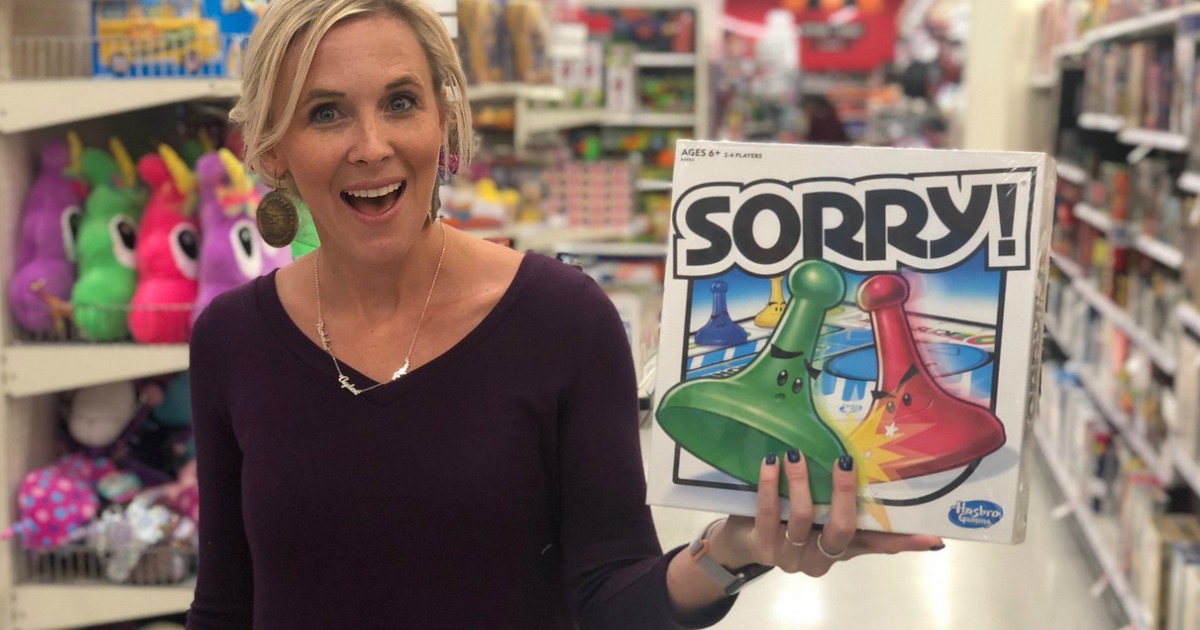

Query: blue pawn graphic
[{"left": 695, "top": 280, "right": 749, "bottom": 347}]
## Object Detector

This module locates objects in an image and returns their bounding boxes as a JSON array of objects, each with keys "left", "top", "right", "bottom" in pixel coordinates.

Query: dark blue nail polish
[
  {"left": 930, "top": 544, "right": 945, "bottom": 551},
  {"left": 787, "top": 449, "right": 801, "bottom": 463},
  {"left": 838, "top": 455, "right": 854, "bottom": 471},
  {"left": 766, "top": 452, "right": 777, "bottom": 465}
]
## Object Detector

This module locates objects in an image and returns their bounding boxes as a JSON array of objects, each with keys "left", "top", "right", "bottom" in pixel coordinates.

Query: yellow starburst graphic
[{"left": 846, "top": 404, "right": 907, "bottom": 485}]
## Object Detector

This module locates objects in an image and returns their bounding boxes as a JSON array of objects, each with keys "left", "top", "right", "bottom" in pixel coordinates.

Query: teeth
[{"left": 346, "top": 182, "right": 403, "bottom": 199}]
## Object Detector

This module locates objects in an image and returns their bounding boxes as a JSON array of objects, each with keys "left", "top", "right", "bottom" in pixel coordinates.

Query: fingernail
[
  {"left": 766, "top": 452, "right": 777, "bottom": 465},
  {"left": 838, "top": 455, "right": 854, "bottom": 471},
  {"left": 930, "top": 544, "right": 945, "bottom": 551},
  {"left": 787, "top": 449, "right": 801, "bottom": 463}
]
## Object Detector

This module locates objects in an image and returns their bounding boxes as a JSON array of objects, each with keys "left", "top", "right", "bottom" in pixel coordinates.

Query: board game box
[{"left": 647, "top": 140, "right": 1055, "bottom": 543}]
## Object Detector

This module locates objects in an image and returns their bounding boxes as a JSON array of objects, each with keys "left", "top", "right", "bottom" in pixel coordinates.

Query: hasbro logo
[{"left": 948, "top": 500, "right": 1004, "bottom": 529}]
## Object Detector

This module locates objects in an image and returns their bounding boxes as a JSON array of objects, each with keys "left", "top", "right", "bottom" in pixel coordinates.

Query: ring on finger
[
  {"left": 816, "top": 533, "right": 847, "bottom": 560},
  {"left": 784, "top": 529, "right": 807, "bottom": 547}
]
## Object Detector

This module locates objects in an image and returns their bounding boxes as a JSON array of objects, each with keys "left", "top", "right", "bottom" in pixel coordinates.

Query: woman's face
[{"left": 267, "top": 13, "right": 444, "bottom": 263}]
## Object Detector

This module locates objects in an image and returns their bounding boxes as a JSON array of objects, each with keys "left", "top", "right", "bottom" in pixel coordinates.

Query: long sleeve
[
  {"left": 560, "top": 276, "right": 735, "bottom": 630},
  {"left": 186, "top": 305, "right": 254, "bottom": 629}
]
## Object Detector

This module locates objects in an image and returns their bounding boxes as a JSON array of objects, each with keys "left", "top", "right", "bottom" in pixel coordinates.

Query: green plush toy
[
  {"left": 71, "top": 138, "right": 146, "bottom": 341},
  {"left": 290, "top": 200, "right": 320, "bottom": 260}
]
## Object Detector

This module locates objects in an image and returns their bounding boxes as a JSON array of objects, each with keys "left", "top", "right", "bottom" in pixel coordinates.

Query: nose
[{"left": 348, "top": 115, "right": 392, "bottom": 166}]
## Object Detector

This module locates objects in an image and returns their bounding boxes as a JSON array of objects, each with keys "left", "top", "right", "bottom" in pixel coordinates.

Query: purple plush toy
[
  {"left": 192, "top": 149, "right": 290, "bottom": 324},
  {"left": 10, "top": 133, "right": 86, "bottom": 335}
]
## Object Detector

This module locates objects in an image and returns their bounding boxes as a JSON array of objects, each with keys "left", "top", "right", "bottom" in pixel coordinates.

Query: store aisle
[{"left": 644, "top": 430, "right": 1124, "bottom": 630}]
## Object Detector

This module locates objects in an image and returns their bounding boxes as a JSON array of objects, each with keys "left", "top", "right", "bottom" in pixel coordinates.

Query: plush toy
[
  {"left": 9, "top": 133, "right": 86, "bottom": 336},
  {"left": 1, "top": 454, "right": 112, "bottom": 550},
  {"left": 192, "top": 148, "right": 289, "bottom": 323},
  {"left": 71, "top": 138, "right": 146, "bottom": 341},
  {"left": 65, "top": 381, "right": 172, "bottom": 490},
  {"left": 129, "top": 145, "right": 200, "bottom": 343}
]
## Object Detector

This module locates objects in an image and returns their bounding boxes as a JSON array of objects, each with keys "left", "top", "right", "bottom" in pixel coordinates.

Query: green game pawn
[{"left": 656, "top": 260, "right": 849, "bottom": 503}]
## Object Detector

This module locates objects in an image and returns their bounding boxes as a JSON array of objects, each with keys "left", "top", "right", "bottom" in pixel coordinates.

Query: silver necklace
[{"left": 314, "top": 220, "right": 447, "bottom": 396}]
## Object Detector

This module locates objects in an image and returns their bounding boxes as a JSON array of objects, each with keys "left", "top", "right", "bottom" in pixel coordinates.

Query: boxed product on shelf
[
  {"left": 647, "top": 141, "right": 1054, "bottom": 542},
  {"left": 91, "top": 0, "right": 260, "bottom": 78},
  {"left": 1177, "top": 332, "right": 1200, "bottom": 467},
  {"left": 1167, "top": 542, "right": 1200, "bottom": 630},
  {"left": 1130, "top": 514, "right": 1200, "bottom": 630}
]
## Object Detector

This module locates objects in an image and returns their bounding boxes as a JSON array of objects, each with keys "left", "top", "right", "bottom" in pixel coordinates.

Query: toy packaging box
[
  {"left": 91, "top": 0, "right": 264, "bottom": 78},
  {"left": 647, "top": 140, "right": 1056, "bottom": 543}
]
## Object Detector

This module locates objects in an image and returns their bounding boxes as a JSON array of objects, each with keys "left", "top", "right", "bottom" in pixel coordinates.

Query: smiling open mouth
[{"left": 341, "top": 181, "right": 406, "bottom": 216}]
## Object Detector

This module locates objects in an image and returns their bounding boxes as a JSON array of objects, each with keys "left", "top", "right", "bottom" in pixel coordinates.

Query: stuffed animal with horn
[
  {"left": 129, "top": 144, "right": 200, "bottom": 344},
  {"left": 71, "top": 137, "right": 147, "bottom": 341},
  {"left": 192, "top": 148, "right": 290, "bottom": 324},
  {"left": 9, "top": 132, "right": 87, "bottom": 337}
]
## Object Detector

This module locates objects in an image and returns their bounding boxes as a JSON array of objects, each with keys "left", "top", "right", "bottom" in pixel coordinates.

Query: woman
[{"left": 187, "top": 1, "right": 943, "bottom": 628}]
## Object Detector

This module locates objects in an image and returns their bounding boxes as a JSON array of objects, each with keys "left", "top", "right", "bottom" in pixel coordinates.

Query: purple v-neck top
[{"left": 185, "top": 253, "right": 734, "bottom": 629}]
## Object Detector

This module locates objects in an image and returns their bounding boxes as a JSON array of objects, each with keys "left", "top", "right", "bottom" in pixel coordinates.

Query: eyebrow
[{"left": 300, "top": 76, "right": 424, "bottom": 106}]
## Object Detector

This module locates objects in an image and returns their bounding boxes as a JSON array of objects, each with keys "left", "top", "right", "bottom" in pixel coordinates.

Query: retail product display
[
  {"left": 648, "top": 140, "right": 1054, "bottom": 542},
  {"left": 457, "top": 0, "right": 551, "bottom": 85},
  {"left": 71, "top": 137, "right": 145, "bottom": 342},
  {"left": 192, "top": 148, "right": 289, "bottom": 323},
  {"left": 9, "top": 135, "right": 84, "bottom": 336},
  {"left": 91, "top": 0, "right": 262, "bottom": 78},
  {"left": 541, "top": 160, "right": 635, "bottom": 230},
  {"left": 129, "top": 145, "right": 200, "bottom": 344}
]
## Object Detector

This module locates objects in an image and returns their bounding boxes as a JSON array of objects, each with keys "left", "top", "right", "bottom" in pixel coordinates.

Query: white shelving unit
[
  {"left": 632, "top": 52, "right": 696, "bottom": 68},
  {"left": 1055, "top": 161, "right": 1088, "bottom": 185},
  {"left": 1117, "top": 128, "right": 1190, "bottom": 153},
  {"left": 1178, "top": 171, "right": 1200, "bottom": 194},
  {"left": 635, "top": 179, "right": 672, "bottom": 192},
  {"left": 1071, "top": 278, "right": 1177, "bottom": 375},
  {"left": 1033, "top": 429, "right": 1150, "bottom": 630},
  {"left": 2, "top": 344, "right": 190, "bottom": 399},
  {"left": 11, "top": 583, "right": 195, "bottom": 630},
  {"left": 1077, "top": 112, "right": 1125, "bottom": 133},
  {"left": 1072, "top": 202, "right": 1113, "bottom": 233},
  {"left": 1132, "top": 233, "right": 1184, "bottom": 270}
]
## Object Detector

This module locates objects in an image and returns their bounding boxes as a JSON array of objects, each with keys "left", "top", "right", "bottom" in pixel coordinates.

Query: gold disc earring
[{"left": 257, "top": 188, "right": 299, "bottom": 248}]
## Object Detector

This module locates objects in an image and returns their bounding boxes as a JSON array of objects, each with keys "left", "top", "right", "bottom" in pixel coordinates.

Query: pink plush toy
[
  {"left": 1, "top": 455, "right": 115, "bottom": 550},
  {"left": 160, "top": 459, "right": 199, "bottom": 524},
  {"left": 192, "top": 149, "right": 290, "bottom": 323},
  {"left": 9, "top": 133, "right": 86, "bottom": 336},
  {"left": 128, "top": 145, "right": 200, "bottom": 343}
]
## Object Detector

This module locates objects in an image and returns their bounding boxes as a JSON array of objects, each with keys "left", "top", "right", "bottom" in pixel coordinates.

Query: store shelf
[
  {"left": 553, "top": 242, "right": 667, "bottom": 257},
  {"left": 1132, "top": 233, "right": 1184, "bottom": 270},
  {"left": 1053, "top": 40, "right": 1090, "bottom": 58},
  {"left": 1078, "top": 112, "right": 1126, "bottom": 133},
  {"left": 523, "top": 108, "right": 609, "bottom": 135},
  {"left": 1055, "top": 161, "right": 1088, "bottom": 185},
  {"left": 11, "top": 582, "right": 194, "bottom": 630},
  {"left": 1033, "top": 429, "right": 1150, "bottom": 630},
  {"left": 603, "top": 112, "right": 696, "bottom": 127},
  {"left": 1117, "top": 128, "right": 1189, "bottom": 153},
  {"left": 1179, "top": 171, "right": 1200, "bottom": 194},
  {"left": 524, "top": 109, "right": 696, "bottom": 135},
  {"left": 0, "top": 79, "right": 241, "bottom": 134},
  {"left": 1, "top": 344, "right": 189, "bottom": 398},
  {"left": 1072, "top": 202, "right": 1113, "bottom": 233},
  {"left": 1076, "top": 369, "right": 1172, "bottom": 483},
  {"left": 1072, "top": 279, "right": 1177, "bottom": 375},
  {"left": 1044, "top": 317, "right": 1070, "bottom": 358},
  {"left": 1050, "top": 251, "right": 1084, "bottom": 280},
  {"left": 1176, "top": 447, "right": 1200, "bottom": 497},
  {"left": 633, "top": 52, "right": 697, "bottom": 68},
  {"left": 1177, "top": 303, "right": 1200, "bottom": 336},
  {"left": 635, "top": 179, "right": 673, "bottom": 192},
  {"left": 466, "top": 83, "right": 564, "bottom": 102},
  {"left": 1083, "top": 5, "right": 1192, "bottom": 44},
  {"left": 1030, "top": 73, "right": 1058, "bottom": 90}
]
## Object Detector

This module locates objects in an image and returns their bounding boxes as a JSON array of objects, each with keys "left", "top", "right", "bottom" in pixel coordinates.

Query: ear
[{"left": 259, "top": 146, "right": 287, "bottom": 183}]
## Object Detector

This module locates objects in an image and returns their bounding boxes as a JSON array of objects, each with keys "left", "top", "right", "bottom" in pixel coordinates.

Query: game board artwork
[{"left": 647, "top": 141, "right": 1055, "bottom": 543}]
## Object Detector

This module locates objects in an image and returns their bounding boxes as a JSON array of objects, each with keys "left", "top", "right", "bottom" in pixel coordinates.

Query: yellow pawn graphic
[{"left": 754, "top": 275, "right": 787, "bottom": 328}]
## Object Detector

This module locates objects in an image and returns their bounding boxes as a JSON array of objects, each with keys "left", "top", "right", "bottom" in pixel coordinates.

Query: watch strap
[{"left": 689, "top": 520, "right": 773, "bottom": 595}]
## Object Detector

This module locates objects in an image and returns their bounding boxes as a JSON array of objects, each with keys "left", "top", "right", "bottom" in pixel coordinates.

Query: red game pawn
[{"left": 855, "top": 274, "right": 1006, "bottom": 482}]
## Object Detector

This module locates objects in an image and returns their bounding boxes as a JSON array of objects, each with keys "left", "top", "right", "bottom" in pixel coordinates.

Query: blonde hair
[{"left": 230, "top": 0, "right": 474, "bottom": 195}]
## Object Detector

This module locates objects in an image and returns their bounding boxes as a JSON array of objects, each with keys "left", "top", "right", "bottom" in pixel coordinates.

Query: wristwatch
[{"left": 688, "top": 519, "right": 774, "bottom": 595}]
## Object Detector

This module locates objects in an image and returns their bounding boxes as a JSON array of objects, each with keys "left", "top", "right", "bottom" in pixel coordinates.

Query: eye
[
  {"left": 170, "top": 223, "right": 200, "bottom": 280},
  {"left": 886, "top": 401, "right": 896, "bottom": 414},
  {"left": 61, "top": 205, "right": 82, "bottom": 263},
  {"left": 309, "top": 104, "right": 339, "bottom": 124},
  {"left": 777, "top": 370, "right": 788, "bottom": 386},
  {"left": 902, "top": 393, "right": 912, "bottom": 406},
  {"left": 108, "top": 215, "right": 137, "bottom": 269},
  {"left": 791, "top": 378, "right": 804, "bottom": 394},
  {"left": 388, "top": 94, "right": 415, "bottom": 113},
  {"left": 229, "top": 218, "right": 263, "bottom": 279}
]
